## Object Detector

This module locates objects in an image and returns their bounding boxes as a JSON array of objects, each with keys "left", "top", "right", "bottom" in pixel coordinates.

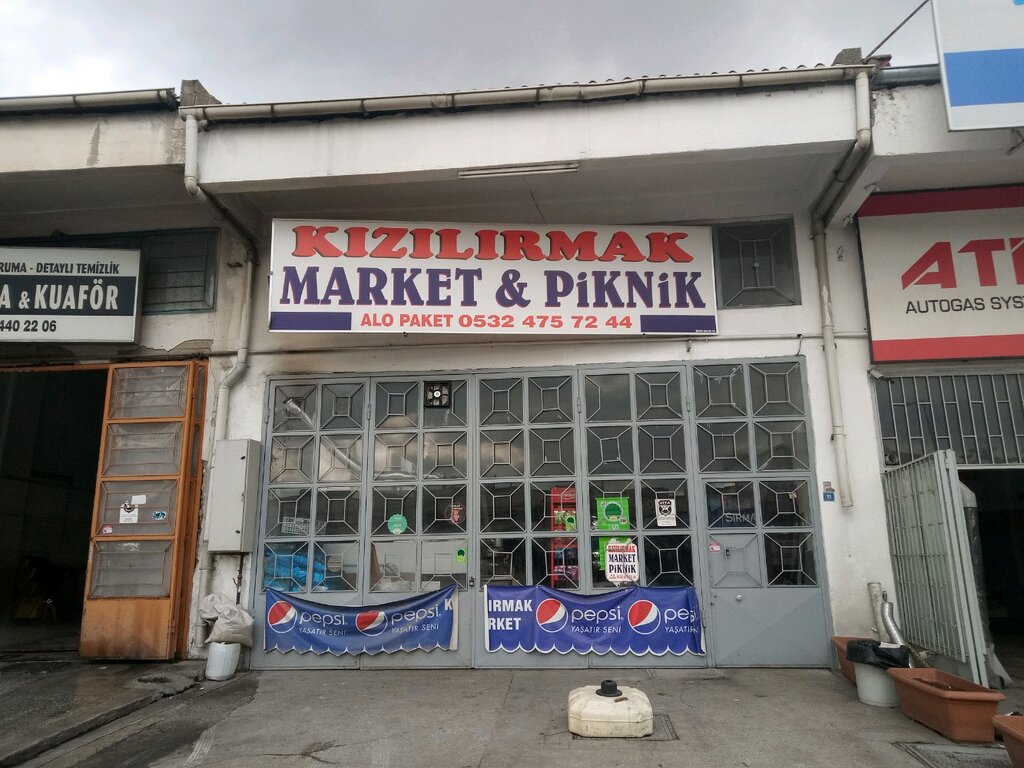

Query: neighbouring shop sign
[
  {"left": 859, "top": 187, "right": 1024, "bottom": 362},
  {"left": 932, "top": 0, "right": 1024, "bottom": 131},
  {"left": 268, "top": 219, "right": 717, "bottom": 335},
  {"left": 264, "top": 585, "right": 458, "bottom": 655},
  {"left": 0, "top": 247, "right": 141, "bottom": 343},
  {"left": 484, "top": 585, "right": 704, "bottom": 655}
]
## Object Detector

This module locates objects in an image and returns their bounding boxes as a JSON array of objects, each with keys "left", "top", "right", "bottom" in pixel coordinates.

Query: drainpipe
[
  {"left": 184, "top": 113, "right": 259, "bottom": 650},
  {"left": 810, "top": 71, "right": 871, "bottom": 509}
]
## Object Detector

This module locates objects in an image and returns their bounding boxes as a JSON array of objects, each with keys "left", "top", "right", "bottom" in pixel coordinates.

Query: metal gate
[
  {"left": 881, "top": 450, "right": 988, "bottom": 684},
  {"left": 252, "top": 360, "right": 829, "bottom": 669}
]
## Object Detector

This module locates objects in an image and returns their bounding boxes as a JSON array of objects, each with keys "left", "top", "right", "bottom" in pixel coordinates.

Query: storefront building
[
  {"left": 842, "top": 68, "right": 1024, "bottom": 684},
  {"left": 10, "top": 57, "right": 1016, "bottom": 673},
  {"left": 178, "top": 59, "right": 896, "bottom": 669},
  {"left": 0, "top": 83, "right": 243, "bottom": 659}
]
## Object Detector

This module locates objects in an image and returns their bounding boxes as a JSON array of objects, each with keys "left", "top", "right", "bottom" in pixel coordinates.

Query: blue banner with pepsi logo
[
  {"left": 485, "top": 585, "right": 703, "bottom": 656},
  {"left": 265, "top": 585, "right": 458, "bottom": 655}
]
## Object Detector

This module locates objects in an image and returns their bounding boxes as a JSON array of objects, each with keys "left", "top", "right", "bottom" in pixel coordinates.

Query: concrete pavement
[
  {"left": 4, "top": 655, "right": 1019, "bottom": 768},
  {"left": 175, "top": 668, "right": 964, "bottom": 768},
  {"left": 0, "top": 653, "right": 202, "bottom": 767},
  {"left": 16, "top": 664, "right": 1024, "bottom": 768}
]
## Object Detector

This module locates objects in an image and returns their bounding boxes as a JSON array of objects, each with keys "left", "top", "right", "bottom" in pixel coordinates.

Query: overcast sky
[{"left": 0, "top": 1, "right": 939, "bottom": 104}]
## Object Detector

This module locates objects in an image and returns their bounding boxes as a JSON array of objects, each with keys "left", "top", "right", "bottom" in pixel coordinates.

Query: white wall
[
  {"left": 0, "top": 112, "right": 183, "bottom": 173},
  {"left": 197, "top": 85, "right": 856, "bottom": 191},
  {"left": 200, "top": 205, "right": 894, "bottom": 648}
]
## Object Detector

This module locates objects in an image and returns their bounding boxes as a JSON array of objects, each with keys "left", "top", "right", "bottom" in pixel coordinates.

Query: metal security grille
[
  {"left": 254, "top": 359, "right": 828, "bottom": 668},
  {"left": 876, "top": 374, "right": 1024, "bottom": 467},
  {"left": 881, "top": 450, "right": 987, "bottom": 683}
]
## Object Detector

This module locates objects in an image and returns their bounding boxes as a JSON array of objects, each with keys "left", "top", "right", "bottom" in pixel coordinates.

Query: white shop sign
[
  {"left": 0, "top": 247, "right": 141, "bottom": 343},
  {"left": 604, "top": 542, "right": 640, "bottom": 585},
  {"left": 268, "top": 219, "right": 717, "bottom": 336},
  {"left": 859, "top": 188, "right": 1024, "bottom": 362}
]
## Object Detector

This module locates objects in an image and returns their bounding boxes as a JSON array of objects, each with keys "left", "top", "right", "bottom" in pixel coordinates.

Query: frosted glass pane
[
  {"left": 97, "top": 480, "right": 178, "bottom": 535},
  {"left": 108, "top": 366, "right": 187, "bottom": 419},
  {"left": 103, "top": 422, "right": 183, "bottom": 476},
  {"left": 89, "top": 540, "right": 172, "bottom": 598}
]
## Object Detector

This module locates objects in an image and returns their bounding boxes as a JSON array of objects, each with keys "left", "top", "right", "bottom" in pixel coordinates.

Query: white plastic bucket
[
  {"left": 853, "top": 662, "right": 899, "bottom": 707},
  {"left": 205, "top": 642, "right": 241, "bottom": 681}
]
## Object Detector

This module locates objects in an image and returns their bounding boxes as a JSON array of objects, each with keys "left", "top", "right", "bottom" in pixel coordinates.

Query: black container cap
[{"left": 596, "top": 679, "right": 622, "bottom": 697}]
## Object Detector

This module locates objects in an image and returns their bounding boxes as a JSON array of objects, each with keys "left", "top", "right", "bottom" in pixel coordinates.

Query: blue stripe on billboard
[
  {"left": 269, "top": 311, "right": 352, "bottom": 331},
  {"left": 639, "top": 315, "right": 717, "bottom": 333},
  {"left": 485, "top": 585, "right": 704, "bottom": 656},
  {"left": 945, "top": 48, "right": 1024, "bottom": 106},
  {"left": 265, "top": 585, "right": 457, "bottom": 655}
]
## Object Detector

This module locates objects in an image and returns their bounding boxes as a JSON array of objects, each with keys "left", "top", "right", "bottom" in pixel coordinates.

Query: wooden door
[{"left": 80, "top": 361, "right": 206, "bottom": 659}]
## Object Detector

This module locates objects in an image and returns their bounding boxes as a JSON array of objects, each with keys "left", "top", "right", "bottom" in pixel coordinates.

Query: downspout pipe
[
  {"left": 810, "top": 71, "right": 871, "bottom": 509},
  {"left": 184, "top": 113, "right": 259, "bottom": 651}
]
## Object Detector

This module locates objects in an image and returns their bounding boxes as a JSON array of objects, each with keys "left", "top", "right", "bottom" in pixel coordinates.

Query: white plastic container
[
  {"left": 568, "top": 682, "right": 654, "bottom": 738},
  {"left": 853, "top": 662, "right": 899, "bottom": 707},
  {"left": 205, "top": 641, "right": 241, "bottom": 681}
]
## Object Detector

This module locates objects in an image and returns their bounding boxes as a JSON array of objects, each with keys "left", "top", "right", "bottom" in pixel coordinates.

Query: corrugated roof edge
[
  {"left": 0, "top": 88, "right": 179, "bottom": 115},
  {"left": 179, "top": 64, "right": 875, "bottom": 123}
]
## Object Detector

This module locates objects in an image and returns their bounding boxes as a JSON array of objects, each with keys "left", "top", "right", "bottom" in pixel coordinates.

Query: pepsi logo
[
  {"left": 355, "top": 609, "right": 387, "bottom": 636},
  {"left": 627, "top": 600, "right": 661, "bottom": 635},
  {"left": 267, "top": 600, "right": 298, "bottom": 633},
  {"left": 535, "top": 598, "right": 568, "bottom": 633}
]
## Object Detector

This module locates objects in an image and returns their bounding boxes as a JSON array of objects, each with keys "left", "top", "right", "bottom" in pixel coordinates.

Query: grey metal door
[
  {"left": 361, "top": 377, "right": 475, "bottom": 668},
  {"left": 473, "top": 371, "right": 587, "bottom": 668},
  {"left": 577, "top": 367, "right": 706, "bottom": 669},
  {"left": 253, "top": 376, "right": 474, "bottom": 669},
  {"left": 694, "top": 361, "right": 829, "bottom": 666},
  {"left": 882, "top": 450, "right": 988, "bottom": 684}
]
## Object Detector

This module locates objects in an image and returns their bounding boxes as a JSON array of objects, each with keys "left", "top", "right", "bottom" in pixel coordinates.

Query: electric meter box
[{"left": 207, "top": 439, "right": 262, "bottom": 553}]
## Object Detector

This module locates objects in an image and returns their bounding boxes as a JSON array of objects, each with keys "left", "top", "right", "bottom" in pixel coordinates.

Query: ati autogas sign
[
  {"left": 0, "top": 247, "right": 140, "bottom": 343},
  {"left": 859, "top": 188, "right": 1024, "bottom": 362},
  {"left": 268, "top": 219, "right": 717, "bottom": 336},
  {"left": 264, "top": 585, "right": 457, "bottom": 655},
  {"left": 484, "top": 585, "right": 704, "bottom": 656}
]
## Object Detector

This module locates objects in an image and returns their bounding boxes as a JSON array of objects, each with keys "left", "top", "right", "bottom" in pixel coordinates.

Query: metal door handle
[
  {"left": 469, "top": 576, "right": 476, "bottom": 588},
  {"left": 725, "top": 548, "right": 732, "bottom": 557}
]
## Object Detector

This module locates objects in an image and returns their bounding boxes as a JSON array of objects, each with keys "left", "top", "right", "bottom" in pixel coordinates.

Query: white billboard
[
  {"left": 859, "top": 187, "right": 1024, "bottom": 362},
  {"left": 269, "top": 219, "right": 718, "bottom": 336},
  {"left": 0, "top": 247, "right": 141, "bottom": 343},
  {"left": 932, "top": 0, "right": 1024, "bottom": 130}
]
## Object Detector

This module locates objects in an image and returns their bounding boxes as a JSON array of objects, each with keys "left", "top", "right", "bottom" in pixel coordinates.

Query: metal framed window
[
  {"left": 257, "top": 360, "right": 820, "bottom": 600},
  {"left": 875, "top": 373, "right": 1024, "bottom": 467},
  {"left": 714, "top": 221, "right": 799, "bottom": 308},
  {"left": 0, "top": 229, "right": 218, "bottom": 313},
  {"left": 695, "top": 361, "right": 818, "bottom": 588}
]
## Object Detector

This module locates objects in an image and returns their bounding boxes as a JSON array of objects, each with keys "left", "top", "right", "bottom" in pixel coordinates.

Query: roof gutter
[
  {"left": 0, "top": 88, "right": 178, "bottom": 114},
  {"left": 179, "top": 65, "right": 873, "bottom": 123},
  {"left": 871, "top": 64, "right": 941, "bottom": 89}
]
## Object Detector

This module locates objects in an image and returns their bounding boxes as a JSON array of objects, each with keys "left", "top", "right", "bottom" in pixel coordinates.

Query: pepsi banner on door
[
  {"left": 484, "top": 585, "right": 704, "bottom": 656},
  {"left": 265, "top": 585, "right": 458, "bottom": 655}
]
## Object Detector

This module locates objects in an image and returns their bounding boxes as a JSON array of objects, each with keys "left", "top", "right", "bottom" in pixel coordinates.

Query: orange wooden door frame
[{"left": 79, "top": 360, "right": 206, "bottom": 660}]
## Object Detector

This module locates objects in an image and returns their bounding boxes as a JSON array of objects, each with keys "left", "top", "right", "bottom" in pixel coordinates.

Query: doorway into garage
[{"left": 0, "top": 368, "right": 107, "bottom": 653}]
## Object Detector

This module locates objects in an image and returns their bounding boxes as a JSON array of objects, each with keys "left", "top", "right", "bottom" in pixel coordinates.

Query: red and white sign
[
  {"left": 604, "top": 542, "right": 639, "bottom": 584},
  {"left": 859, "top": 187, "right": 1024, "bottom": 362},
  {"left": 269, "top": 219, "right": 717, "bottom": 336}
]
